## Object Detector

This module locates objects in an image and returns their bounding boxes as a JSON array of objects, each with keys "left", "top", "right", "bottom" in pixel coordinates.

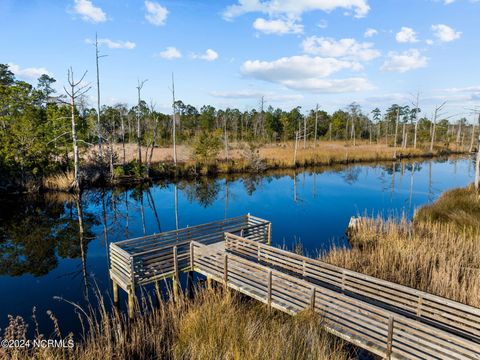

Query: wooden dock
[{"left": 109, "top": 215, "right": 480, "bottom": 360}]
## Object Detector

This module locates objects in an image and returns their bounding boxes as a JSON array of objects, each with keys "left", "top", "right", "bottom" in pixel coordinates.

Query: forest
[{"left": 0, "top": 63, "right": 477, "bottom": 193}]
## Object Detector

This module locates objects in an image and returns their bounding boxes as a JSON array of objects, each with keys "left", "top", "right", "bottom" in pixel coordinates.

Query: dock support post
[
  {"left": 207, "top": 276, "right": 213, "bottom": 290},
  {"left": 112, "top": 281, "right": 119, "bottom": 306},
  {"left": 173, "top": 246, "right": 180, "bottom": 301},
  {"left": 128, "top": 290, "right": 135, "bottom": 319}
]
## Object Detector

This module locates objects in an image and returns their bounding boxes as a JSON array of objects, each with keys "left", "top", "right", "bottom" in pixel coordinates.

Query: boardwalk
[{"left": 109, "top": 215, "right": 480, "bottom": 360}]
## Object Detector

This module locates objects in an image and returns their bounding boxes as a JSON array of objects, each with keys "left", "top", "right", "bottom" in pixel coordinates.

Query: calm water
[{"left": 0, "top": 156, "right": 476, "bottom": 335}]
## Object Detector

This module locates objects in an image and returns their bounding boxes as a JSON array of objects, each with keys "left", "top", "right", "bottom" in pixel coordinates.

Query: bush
[{"left": 192, "top": 130, "right": 221, "bottom": 164}]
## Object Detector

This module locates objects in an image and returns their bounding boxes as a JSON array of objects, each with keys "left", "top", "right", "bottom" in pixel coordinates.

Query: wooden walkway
[{"left": 109, "top": 215, "right": 480, "bottom": 360}]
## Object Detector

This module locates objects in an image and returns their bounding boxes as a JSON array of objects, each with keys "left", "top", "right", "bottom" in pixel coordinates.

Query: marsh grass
[
  {"left": 415, "top": 184, "right": 480, "bottom": 229},
  {"left": 323, "top": 185, "right": 480, "bottom": 307},
  {"left": 42, "top": 172, "right": 74, "bottom": 192},
  {"left": 0, "top": 288, "right": 351, "bottom": 360}
]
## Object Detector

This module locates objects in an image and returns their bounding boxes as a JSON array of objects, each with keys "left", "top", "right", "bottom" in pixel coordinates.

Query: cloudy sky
[{"left": 2, "top": 0, "right": 479, "bottom": 119}]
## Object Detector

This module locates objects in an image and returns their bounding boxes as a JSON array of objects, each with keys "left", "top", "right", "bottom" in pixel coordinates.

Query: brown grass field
[{"left": 110, "top": 140, "right": 462, "bottom": 166}]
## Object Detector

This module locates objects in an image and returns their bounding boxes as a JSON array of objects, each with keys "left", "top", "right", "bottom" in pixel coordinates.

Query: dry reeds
[
  {"left": 42, "top": 172, "right": 74, "bottom": 192},
  {"left": 1, "top": 288, "right": 351, "bottom": 360},
  {"left": 323, "top": 208, "right": 480, "bottom": 307}
]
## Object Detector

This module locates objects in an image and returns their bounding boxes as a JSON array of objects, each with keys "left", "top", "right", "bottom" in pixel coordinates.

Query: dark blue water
[{"left": 0, "top": 156, "right": 475, "bottom": 335}]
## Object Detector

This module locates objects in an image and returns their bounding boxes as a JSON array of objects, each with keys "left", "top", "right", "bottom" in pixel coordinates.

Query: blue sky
[{"left": 2, "top": 0, "right": 479, "bottom": 120}]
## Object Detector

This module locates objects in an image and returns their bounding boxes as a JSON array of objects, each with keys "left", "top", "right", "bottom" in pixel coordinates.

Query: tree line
[{"left": 0, "top": 63, "right": 478, "bottom": 192}]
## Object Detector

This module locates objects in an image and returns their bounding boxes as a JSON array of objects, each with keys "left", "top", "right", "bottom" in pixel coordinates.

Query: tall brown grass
[
  {"left": 1, "top": 289, "right": 351, "bottom": 360},
  {"left": 42, "top": 172, "right": 74, "bottom": 192},
  {"left": 323, "top": 185, "right": 480, "bottom": 307}
]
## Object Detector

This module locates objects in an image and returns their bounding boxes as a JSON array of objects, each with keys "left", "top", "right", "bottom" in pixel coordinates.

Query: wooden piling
[
  {"left": 207, "top": 276, "right": 213, "bottom": 290},
  {"left": 112, "top": 281, "right": 119, "bottom": 305},
  {"left": 128, "top": 290, "right": 135, "bottom": 319}
]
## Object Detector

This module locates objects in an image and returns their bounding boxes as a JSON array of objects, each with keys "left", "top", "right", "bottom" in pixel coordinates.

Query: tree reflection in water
[{"left": 0, "top": 193, "right": 97, "bottom": 281}]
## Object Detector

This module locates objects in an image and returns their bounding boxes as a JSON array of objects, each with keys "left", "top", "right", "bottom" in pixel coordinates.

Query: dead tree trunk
[
  {"left": 171, "top": 73, "right": 177, "bottom": 165},
  {"left": 413, "top": 93, "right": 420, "bottom": 149},
  {"left": 64, "top": 68, "right": 90, "bottom": 191},
  {"left": 394, "top": 109, "right": 399, "bottom": 158},
  {"left": 430, "top": 102, "right": 446, "bottom": 152},
  {"left": 136, "top": 79, "right": 148, "bottom": 167},
  {"left": 314, "top": 104, "right": 318, "bottom": 148},
  {"left": 476, "top": 114, "right": 480, "bottom": 190}
]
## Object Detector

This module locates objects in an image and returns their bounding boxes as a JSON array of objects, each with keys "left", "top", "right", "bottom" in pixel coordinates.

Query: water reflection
[
  {"left": 0, "top": 194, "right": 97, "bottom": 278},
  {"left": 0, "top": 156, "right": 476, "bottom": 333}
]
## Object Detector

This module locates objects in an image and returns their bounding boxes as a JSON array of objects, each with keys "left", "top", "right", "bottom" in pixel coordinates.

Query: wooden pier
[{"left": 109, "top": 215, "right": 480, "bottom": 360}]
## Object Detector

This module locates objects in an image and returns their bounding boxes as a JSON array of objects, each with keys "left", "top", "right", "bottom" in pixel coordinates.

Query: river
[{"left": 0, "top": 156, "right": 476, "bottom": 335}]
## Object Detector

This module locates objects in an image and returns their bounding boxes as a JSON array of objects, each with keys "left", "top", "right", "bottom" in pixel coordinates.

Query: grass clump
[
  {"left": 415, "top": 184, "right": 480, "bottom": 229},
  {"left": 1, "top": 288, "right": 351, "bottom": 360}
]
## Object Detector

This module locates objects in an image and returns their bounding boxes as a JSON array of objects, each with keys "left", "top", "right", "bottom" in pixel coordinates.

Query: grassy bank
[
  {"left": 1, "top": 289, "right": 351, "bottom": 360},
  {"left": 323, "top": 185, "right": 480, "bottom": 307},
  {"left": 42, "top": 141, "right": 468, "bottom": 192}
]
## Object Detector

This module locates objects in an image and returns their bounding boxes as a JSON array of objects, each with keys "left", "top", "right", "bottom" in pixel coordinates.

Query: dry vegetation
[
  {"left": 323, "top": 185, "right": 480, "bottom": 307},
  {"left": 111, "top": 140, "right": 460, "bottom": 165},
  {"left": 0, "top": 289, "right": 351, "bottom": 360}
]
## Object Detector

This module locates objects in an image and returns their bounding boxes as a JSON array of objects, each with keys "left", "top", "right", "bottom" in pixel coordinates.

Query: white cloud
[
  {"left": 145, "top": 1, "right": 168, "bottom": 26},
  {"left": 381, "top": 49, "right": 428, "bottom": 73},
  {"left": 85, "top": 38, "right": 136, "bottom": 49},
  {"left": 241, "top": 55, "right": 372, "bottom": 93},
  {"left": 395, "top": 27, "right": 418, "bottom": 43},
  {"left": 210, "top": 90, "right": 303, "bottom": 102},
  {"left": 192, "top": 49, "right": 219, "bottom": 61},
  {"left": 253, "top": 17, "right": 303, "bottom": 34},
  {"left": 302, "top": 36, "right": 380, "bottom": 61},
  {"left": 364, "top": 28, "right": 378, "bottom": 38},
  {"left": 8, "top": 63, "right": 51, "bottom": 79},
  {"left": 72, "top": 0, "right": 106, "bottom": 23},
  {"left": 156, "top": 47, "right": 182, "bottom": 59},
  {"left": 222, "top": 0, "right": 370, "bottom": 20},
  {"left": 431, "top": 24, "right": 461, "bottom": 42},
  {"left": 443, "top": 85, "right": 480, "bottom": 93}
]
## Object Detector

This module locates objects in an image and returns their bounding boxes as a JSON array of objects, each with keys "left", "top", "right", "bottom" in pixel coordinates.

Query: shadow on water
[{"left": 0, "top": 155, "right": 476, "bottom": 338}]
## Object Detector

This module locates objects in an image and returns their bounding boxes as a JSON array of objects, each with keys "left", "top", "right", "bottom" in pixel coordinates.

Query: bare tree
[
  {"left": 412, "top": 92, "right": 420, "bottom": 149},
  {"left": 136, "top": 79, "right": 148, "bottom": 166},
  {"left": 95, "top": 33, "right": 107, "bottom": 157},
  {"left": 314, "top": 104, "right": 319, "bottom": 148},
  {"left": 430, "top": 101, "right": 447, "bottom": 152},
  {"left": 469, "top": 123, "right": 476, "bottom": 153},
  {"left": 64, "top": 68, "right": 91, "bottom": 191},
  {"left": 171, "top": 73, "right": 177, "bottom": 165},
  {"left": 393, "top": 108, "right": 400, "bottom": 158},
  {"left": 147, "top": 102, "right": 159, "bottom": 173}
]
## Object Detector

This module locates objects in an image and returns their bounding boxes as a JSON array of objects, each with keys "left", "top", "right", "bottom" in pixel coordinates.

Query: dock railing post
[
  {"left": 310, "top": 287, "right": 316, "bottom": 312},
  {"left": 173, "top": 245, "right": 180, "bottom": 301},
  {"left": 267, "top": 222, "right": 272, "bottom": 245},
  {"left": 267, "top": 270, "right": 272, "bottom": 311},
  {"left": 128, "top": 255, "right": 135, "bottom": 319},
  {"left": 385, "top": 316, "right": 394, "bottom": 359},
  {"left": 223, "top": 254, "right": 229, "bottom": 291}
]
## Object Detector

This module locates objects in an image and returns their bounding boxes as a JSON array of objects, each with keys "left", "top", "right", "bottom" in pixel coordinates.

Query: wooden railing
[
  {"left": 224, "top": 232, "right": 480, "bottom": 342},
  {"left": 109, "top": 215, "right": 271, "bottom": 292},
  {"left": 192, "top": 241, "right": 480, "bottom": 360}
]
